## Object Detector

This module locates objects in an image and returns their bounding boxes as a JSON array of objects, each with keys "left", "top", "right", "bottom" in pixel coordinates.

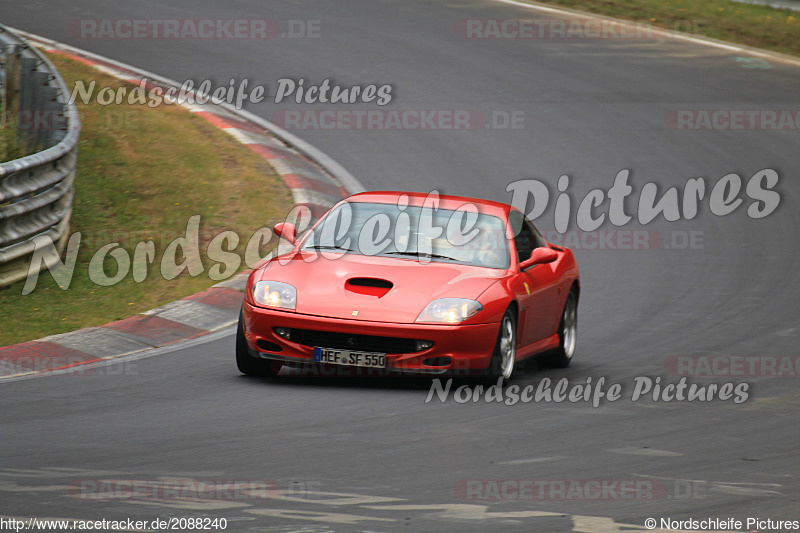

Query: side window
[
  {"left": 515, "top": 222, "right": 535, "bottom": 264},
  {"left": 510, "top": 211, "right": 546, "bottom": 266},
  {"left": 530, "top": 222, "right": 546, "bottom": 249},
  {"left": 508, "top": 212, "right": 532, "bottom": 265}
]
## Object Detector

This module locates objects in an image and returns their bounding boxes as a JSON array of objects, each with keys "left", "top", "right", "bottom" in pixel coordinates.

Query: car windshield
[{"left": 301, "top": 201, "right": 510, "bottom": 269}]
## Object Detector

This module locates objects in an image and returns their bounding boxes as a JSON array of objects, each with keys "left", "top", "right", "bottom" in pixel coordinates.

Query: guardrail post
[{"left": 2, "top": 44, "right": 21, "bottom": 116}]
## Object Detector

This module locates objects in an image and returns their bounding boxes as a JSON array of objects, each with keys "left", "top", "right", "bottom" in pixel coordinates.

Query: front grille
[{"left": 280, "top": 328, "right": 431, "bottom": 354}]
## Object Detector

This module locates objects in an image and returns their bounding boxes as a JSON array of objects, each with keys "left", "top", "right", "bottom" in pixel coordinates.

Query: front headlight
[
  {"left": 252, "top": 281, "right": 297, "bottom": 310},
  {"left": 415, "top": 298, "right": 483, "bottom": 324}
]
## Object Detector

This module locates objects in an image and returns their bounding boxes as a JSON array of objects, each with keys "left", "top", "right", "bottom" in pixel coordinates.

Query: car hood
[{"left": 257, "top": 252, "right": 505, "bottom": 324}]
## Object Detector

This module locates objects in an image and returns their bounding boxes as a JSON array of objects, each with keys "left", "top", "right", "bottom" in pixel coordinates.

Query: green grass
[
  {"left": 0, "top": 114, "right": 28, "bottom": 162},
  {"left": 0, "top": 52, "right": 293, "bottom": 346},
  {"left": 530, "top": 0, "right": 800, "bottom": 57}
]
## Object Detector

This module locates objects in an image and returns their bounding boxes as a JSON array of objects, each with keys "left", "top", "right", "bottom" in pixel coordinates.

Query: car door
[{"left": 510, "top": 213, "right": 562, "bottom": 347}]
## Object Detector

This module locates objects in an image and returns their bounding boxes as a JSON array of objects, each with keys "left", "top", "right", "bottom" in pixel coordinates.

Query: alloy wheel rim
[
  {"left": 499, "top": 315, "right": 515, "bottom": 379},
  {"left": 562, "top": 295, "right": 577, "bottom": 358}
]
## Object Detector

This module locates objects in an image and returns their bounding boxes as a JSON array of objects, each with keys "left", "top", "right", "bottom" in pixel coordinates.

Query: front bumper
[{"left": 241, "top": 301, "right": 500, "bottom": 375}]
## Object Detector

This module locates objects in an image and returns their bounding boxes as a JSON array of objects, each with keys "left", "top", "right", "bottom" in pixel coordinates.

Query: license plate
[{"left": 314, "top": 347, "right": 386, "bottom": 368}]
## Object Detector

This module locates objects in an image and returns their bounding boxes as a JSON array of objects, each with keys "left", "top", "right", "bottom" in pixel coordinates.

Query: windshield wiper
[
  {"left": 385, "top": 251, "right": 461, "bottom": 262},
  {"left": 306, "top": 245, "right": 356, "bottom": 252}
]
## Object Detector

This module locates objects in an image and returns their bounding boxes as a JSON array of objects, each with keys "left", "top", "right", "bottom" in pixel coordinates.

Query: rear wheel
[
  {"left": 486, "top": 308, "right": 517, "bottom": 381},
  {"left": 236, "top": 312, "right": 282, "bottom": 378},
  {"left": 551, "top": 289, "right": 578, "bottom": 368}
]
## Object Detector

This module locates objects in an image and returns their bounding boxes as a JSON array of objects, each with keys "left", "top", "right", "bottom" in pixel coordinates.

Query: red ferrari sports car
[{"left": 236, "top": 191, "right": 579, "bottom": 380}]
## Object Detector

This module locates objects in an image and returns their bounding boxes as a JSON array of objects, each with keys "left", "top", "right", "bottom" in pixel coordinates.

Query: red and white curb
[{"left": 0, "top": 31, "right": 363, "bottom": 380}]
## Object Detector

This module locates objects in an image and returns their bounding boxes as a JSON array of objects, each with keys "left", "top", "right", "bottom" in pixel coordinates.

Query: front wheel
[
  {"left": 551, "top": 289, "right": 578, "bottom": 368},
  {"left": 486, "top": 308, "right": 517, "bottom": 381},
  {"left": 236, "top": 312, "right": 282, "bottom": 378}
]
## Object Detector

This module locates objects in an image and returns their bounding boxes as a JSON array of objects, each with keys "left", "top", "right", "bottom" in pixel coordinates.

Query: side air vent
[{"left": 256, "top": 339, "right": 283, "bottom": 352}]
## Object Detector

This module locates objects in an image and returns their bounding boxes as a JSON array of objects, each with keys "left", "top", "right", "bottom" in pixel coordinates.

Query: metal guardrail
[{"left": 0, "top": 23, "right": 80, "bottom": 288}]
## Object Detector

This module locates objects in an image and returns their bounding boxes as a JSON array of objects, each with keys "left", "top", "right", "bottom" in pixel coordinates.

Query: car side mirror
[
  {"left": 272, "top": 222, "right": 297, "bottom": 244},
  {"left": 520, "top": 247, "right": 558, "bottom": 270}
]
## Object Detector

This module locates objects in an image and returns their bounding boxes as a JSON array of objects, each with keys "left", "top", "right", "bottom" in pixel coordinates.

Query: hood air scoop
[{"left": 346, "top": 277, "right": 393, "bottom": 298}]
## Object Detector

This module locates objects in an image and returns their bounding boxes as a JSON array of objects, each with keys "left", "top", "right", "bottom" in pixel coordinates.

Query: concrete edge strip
[
  {"left": 493, "top": 0, "right": 800, "bottom": 68},
  {"left": 1, "top": 31, "right": 365, "bottom": 380}
]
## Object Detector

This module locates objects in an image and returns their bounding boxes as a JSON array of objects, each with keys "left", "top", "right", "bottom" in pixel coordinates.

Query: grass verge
[
  {"left": 0, "top": 52, "right": 293, "bottom": 346},
  {"left": 0, "top": 113, "right": 28, "bottom": 162},
  {"left": 529, "top": 0, "right": 800, "bottom": 57}
]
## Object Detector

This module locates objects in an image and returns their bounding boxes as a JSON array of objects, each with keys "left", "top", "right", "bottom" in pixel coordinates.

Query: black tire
[
  {"left": 236, "top": 312, "right": 282, "bottom": 378},
  {"left": 486, "top": 307, "right": 517, "bottom": 382},
  {"left": 551, "top": 289, "right": 578, "bottom": 368}
]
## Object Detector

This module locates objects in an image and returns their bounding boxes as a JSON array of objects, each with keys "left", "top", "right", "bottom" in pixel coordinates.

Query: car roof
[{"left": 345, "top": 191, "right": 516, "bottom": 218}]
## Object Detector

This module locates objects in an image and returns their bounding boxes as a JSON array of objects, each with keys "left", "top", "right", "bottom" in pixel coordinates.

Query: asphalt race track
[{"left": 1, "top": 1, "right": 799, "bottom": 531}]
